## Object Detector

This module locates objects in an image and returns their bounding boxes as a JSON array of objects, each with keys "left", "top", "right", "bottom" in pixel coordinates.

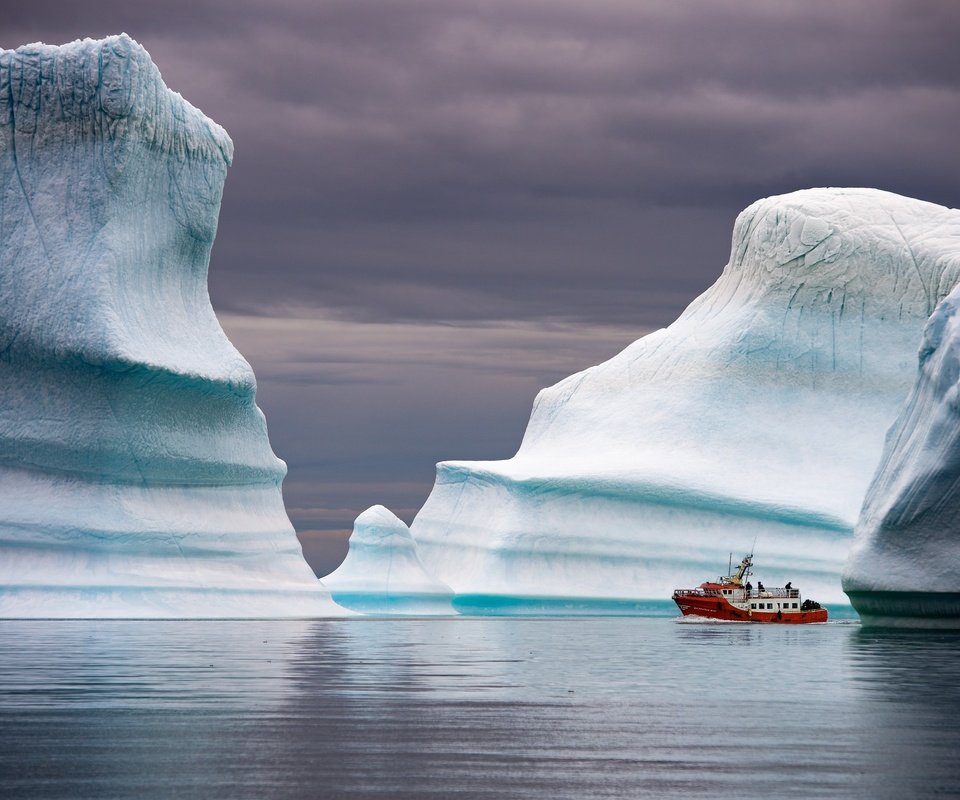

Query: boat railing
[
  {"left": 674, "top": 587, "right": 753, "bottom": 600},
  {"left": 750, "top": 588, "right": 800, "bottom": 599},
  {"left": 675, "top": 587, "right": 801, "bottom": 599}
]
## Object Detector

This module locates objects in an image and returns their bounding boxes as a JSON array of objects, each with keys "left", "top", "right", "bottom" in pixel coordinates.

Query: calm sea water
[{"left": 1, "top": 617, "right": 958, "bottom": 799}]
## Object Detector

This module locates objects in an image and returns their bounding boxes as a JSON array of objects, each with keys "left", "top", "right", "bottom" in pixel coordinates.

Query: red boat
[{"left": 672, "top": 553, "right": 827, "bottom": 623}]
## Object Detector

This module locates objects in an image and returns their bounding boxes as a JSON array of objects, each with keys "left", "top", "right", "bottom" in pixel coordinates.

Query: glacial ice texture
[
  {"left": 843, "top": 283, "right": 960, "bottom": 627},
  {"left": 0, "top": 35, "right": 340, "bottom": 617},
  {"left": 322, "top": 506, "right": 454, "bottom": 615},
  {"left": 411, "top": 188, "right": 960, "bottom": 606}
]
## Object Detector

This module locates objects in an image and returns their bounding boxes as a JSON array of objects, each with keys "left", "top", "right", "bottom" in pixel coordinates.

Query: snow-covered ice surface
[
  {"left": 843, "top": 283, "right": 960, "bottom": 627},
  {"left": 0, "top": 35, "right": 342, "bottom": 617},
  {"left": 323, "top": 506, "right": 454, "bottom": 615},
  {"left": 411, "top": 188, "right": 960, "bottom": 607}
]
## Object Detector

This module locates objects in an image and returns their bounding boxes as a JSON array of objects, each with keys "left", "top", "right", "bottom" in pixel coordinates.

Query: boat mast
[{"left": 730, "top": 553, "right": 753, "bottom": 585}]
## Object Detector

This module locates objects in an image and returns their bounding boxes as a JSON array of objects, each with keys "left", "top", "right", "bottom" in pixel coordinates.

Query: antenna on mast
[{"left": 728, "top": 552, "right": 732, "bottom": 576}]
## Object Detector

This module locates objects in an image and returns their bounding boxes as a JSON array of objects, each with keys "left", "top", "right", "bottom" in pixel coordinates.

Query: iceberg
[
  {"left": 323, "top": 506, "right": 454, "bottom": 615},
  {"left": 410, "top": 188, "right": 960, "bottom": 608},
  {"left": 0, "top": 35, "right": 341, "bottom": 617},
  {"left": 843, "top": 284, "right": 960, "bottom": 628}
]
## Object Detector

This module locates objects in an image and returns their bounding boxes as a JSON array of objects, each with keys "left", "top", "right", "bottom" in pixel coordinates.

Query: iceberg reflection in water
[{"left": 0, "top": 619, "right": 958, "bottom": 799}]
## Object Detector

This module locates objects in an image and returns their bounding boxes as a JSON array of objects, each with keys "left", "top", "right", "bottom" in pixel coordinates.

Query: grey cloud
[
  {"left": 209, "top": 204, "right": 730, "bottom": 328},
  {"left": 8, "top": 1, "right": 951, "bottom": 328},
  {"left": 183, "top": 1, "right": 958, "bottom": 325}
]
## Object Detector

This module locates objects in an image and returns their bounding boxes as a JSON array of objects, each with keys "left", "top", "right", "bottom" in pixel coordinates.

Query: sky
[{"left": 3, "top": 1, "right": 959, "bottom": 575}]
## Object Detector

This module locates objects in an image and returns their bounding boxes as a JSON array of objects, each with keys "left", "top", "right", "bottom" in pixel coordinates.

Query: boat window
[
  {"left": 766, "top": 603, "right": 773, "bottom": 609},
  {"left": 750, "top": 603, "right": 756, "bottom": 609},
  {"left": 792, "top": 603, "right": 798, "bottom": 609}
]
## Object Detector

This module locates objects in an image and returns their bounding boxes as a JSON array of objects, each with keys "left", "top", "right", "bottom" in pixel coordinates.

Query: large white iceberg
[
  {"left": 0, "top": 35, "right": 342, "bottom": 617},
  {"left": 410, "top": 188, "right": 960, "bottom": 608},
  {"left": 323, "top": 506, "right": 454, "bottom": 615},
  {"left": 843, "top": 282, "right": 960, "bottom": 627}
]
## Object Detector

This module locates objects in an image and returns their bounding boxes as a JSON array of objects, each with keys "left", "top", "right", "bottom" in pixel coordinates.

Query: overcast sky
[{"left": 4, "top": 1, "right": 959, "bottom": 574}]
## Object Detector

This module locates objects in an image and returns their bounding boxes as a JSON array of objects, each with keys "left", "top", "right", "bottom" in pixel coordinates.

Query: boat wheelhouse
[{"left": 672, "top": 553, "right": 827, "bottom": 623}]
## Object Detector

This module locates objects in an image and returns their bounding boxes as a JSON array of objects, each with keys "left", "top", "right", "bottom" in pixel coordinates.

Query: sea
[{"left": 1, "top": 612, "right": 958, "bottom": 799}]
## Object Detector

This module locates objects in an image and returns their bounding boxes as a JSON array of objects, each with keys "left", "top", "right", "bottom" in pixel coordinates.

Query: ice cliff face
[
  {"left": 411, "top": 188, "right": 960, "bottom": 606},
  {"left": 323, "top": 506, "right": 454, "bottom": 614},
  {"left": 0, "top": 35, "right": 341, "bottom": 617},
  {"left": 843, "top": 282, "right": 960, "bottom": 627}
]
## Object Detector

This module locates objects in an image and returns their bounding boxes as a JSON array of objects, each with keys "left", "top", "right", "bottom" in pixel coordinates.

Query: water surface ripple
[{"left": 1, "top": 619, "right": 958, "bottom": 799}]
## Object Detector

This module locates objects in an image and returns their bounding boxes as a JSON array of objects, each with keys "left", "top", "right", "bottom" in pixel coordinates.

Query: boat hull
[{"left": 673, "top": 592, "right": 828, "bottom": 624}]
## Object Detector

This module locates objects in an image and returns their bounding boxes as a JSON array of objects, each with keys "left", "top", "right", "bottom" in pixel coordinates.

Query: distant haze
[{"left": 4, "top": 1, "right": 959, "bottom": 575}]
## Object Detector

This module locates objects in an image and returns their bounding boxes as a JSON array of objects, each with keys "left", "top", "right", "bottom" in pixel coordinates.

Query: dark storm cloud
[
  {"left": 3, "top": 2, "right": 959, "bottom": 573},
  {"left": 5, "top": 1, "right": 959, "bottom": 326}
]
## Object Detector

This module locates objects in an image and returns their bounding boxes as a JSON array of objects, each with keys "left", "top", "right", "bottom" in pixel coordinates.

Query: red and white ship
[{"left": 672, "top": 553, "right": 827, "bottom": 623}]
